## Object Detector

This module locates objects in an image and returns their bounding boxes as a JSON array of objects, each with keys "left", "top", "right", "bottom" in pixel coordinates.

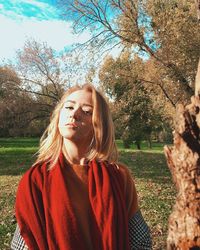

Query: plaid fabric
[
  {"left": 11, "top": 210, "right": 152, "bottom": 250},
  {"left": 11, "top": 224, "right": 28, "bottom": 250},
  {"left": 128, "top": 210, "right": 152, "bottom": 249}
]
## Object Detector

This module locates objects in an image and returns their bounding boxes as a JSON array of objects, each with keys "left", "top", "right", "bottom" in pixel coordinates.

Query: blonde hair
[{"left": 34, "top": 84, "right": 118, "bottom": 169}]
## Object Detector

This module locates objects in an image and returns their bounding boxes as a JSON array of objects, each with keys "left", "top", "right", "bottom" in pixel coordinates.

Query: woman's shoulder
[
  {"left": 107, "top": 161, "right": 136, "bottom": 189},
  {"left": 18, "top": 162, "right": 48, "bottom": 190},
  {"left": 109, "top": 161, "right": 139, "bottom": 217},
  {"left": 112, "top": 162, "right": 134, "bottom": 179}
]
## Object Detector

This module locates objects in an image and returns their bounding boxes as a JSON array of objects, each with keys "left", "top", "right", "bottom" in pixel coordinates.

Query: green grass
[
  {"left": 119, "top": 150, "right": 175, "bottom": 249},
  {"left": 0, "top": 138, "right": 175, "bottom": 249},
  {"left": 0, "top": 138, "right": 39, "bottom": 176}
]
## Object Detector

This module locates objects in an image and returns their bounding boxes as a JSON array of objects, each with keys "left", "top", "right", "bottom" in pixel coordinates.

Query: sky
[{"left": 0, "top": 0, "right": 91, "bottom": 63}]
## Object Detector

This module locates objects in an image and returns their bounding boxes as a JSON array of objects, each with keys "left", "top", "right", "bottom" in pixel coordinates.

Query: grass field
[{"left": 0, "top": 138, "right": 176, "bottom": 249}]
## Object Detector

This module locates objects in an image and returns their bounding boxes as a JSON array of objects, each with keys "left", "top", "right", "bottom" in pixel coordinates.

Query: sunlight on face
[{"left": 58, "top": 89, "right": 94, "bottom": 145}]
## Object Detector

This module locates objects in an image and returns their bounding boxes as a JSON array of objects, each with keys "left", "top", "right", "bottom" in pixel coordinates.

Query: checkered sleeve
[
  {"left": 11, "top": 211, "right": 151, "bottom": 250},
  {"left": 128, "top": 210, "right": 152, "bottom": 250},
  {"left": 11, "top": 224, "right": 28, "bottom": 250}
]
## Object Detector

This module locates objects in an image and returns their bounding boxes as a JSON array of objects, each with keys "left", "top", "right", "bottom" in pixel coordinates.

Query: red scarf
[{"left": 15, "top": 154, "right": 130, "bottom": 250}]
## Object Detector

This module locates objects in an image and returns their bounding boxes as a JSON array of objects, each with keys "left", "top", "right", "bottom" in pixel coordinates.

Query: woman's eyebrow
[
  {"left": 65, "top": 100, "right": 75, "bottom": 104},
  {"left": 82, "top": 104, "right": 93, "bottom": 108},
  {"left": 65, "top": 100, "right": 93, "bottom": 108}
]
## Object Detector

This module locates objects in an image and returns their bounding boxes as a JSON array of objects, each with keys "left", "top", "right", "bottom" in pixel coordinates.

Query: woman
[{"left": 11, "top": 84, "right": 152, "bottom": 250}]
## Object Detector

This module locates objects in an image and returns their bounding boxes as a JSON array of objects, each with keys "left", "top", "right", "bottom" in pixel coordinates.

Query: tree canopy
[
  {"left": 61, "top": 0, "right": 200, "bottom": 104},
  {"left": 99, "top": 51, "right": 165, "bottom": 148}
]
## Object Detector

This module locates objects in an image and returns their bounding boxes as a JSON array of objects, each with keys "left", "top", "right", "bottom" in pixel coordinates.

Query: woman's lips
[{"left": 65, "top": 122, "right": 78, "bottom": 128}]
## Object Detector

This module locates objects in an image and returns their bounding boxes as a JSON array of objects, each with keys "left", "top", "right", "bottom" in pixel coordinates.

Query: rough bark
[
  {"left": 196, "top": 0, "right": 200, "bottom": 21},
  {"left": 195, "top": 59, "right": 200, "bottom": 96},
  {"left": 164, "top": 96, "right": 200, "bottom": 249}
]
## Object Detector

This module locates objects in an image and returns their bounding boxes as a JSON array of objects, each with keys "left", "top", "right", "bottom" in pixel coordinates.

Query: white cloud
[
  {"left": 0, "top": 0, "right": 60, "bottom": 21},
  {"left": 109, "top": 45, "right": 123, "bottom": 59},
  {"left": 18, "top": 0, "right": 49, "bottom": 9},
  {"left": 22, "top": 19, "right": 91, "bottom": 49},
  {"left": 0, "top": 14, "right": 91, "bottom": 62}
]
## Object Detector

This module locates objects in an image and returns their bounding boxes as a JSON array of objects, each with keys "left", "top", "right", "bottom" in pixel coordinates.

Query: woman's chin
[
  {"left": 62, "top": 133, "right": 77, "bottom": 140},
  {"left": 59, "top": 127, "right": 77, "bottom": 138}
]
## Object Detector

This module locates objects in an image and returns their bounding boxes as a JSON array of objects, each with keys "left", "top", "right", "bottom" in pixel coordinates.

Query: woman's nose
[{"left": 70, "top": 107, "right": 81, "bottom": 120}]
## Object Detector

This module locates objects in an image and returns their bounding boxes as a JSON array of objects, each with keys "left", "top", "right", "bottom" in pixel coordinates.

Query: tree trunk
[
  {"left": 135, "top": 140, "right": 141, "bottom": 150},
  {"left": 195, "top": 59, "right": 200, "bottom": 96},
  {"left": 147, "top": 138, "right": 152, "bottom": 149},
  {"left": 164, "top": 96, "right": 200, "bottom": 249},
  {"left": 196, "top": 0, "right": 200, "bottom": 21}
]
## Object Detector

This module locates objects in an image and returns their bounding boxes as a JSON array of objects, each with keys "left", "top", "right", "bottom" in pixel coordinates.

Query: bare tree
[
  {"left": 60, "top": 0, "right": 200, "bottom": 101},
  {"left": 16, "top": 40, "right": 67, "bottom": 106}
]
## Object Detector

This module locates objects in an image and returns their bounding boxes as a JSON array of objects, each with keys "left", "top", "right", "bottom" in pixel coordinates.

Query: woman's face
[{"left": 58, "top": 89, "right": 94, "bottom": 145}]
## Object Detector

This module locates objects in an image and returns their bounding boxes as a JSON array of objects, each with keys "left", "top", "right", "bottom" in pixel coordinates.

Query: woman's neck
[{"left": 62, "top": 138, "right": 88, "bottom": 165}]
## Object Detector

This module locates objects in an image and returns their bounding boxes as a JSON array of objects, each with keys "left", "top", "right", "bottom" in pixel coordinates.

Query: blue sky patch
[{"left": 0, "top": 0, "right": 60, "bottom": 21}]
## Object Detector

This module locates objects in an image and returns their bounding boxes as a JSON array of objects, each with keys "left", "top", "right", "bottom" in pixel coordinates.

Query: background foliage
[{"left": 1, "top": 0, "right": 199, "bottom": 147}]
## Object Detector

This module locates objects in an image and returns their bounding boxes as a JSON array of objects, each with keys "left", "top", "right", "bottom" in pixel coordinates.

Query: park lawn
[{"left": 0, "top": 138, "right": 176, "bottom": 250}]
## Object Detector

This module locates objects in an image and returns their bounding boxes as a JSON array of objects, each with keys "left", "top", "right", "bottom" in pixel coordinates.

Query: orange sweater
[{"left": 66, "top": 162, "right": 138, "bottom": 249}]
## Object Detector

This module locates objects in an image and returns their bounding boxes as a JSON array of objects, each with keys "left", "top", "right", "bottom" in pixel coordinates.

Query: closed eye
[
  {"left": 65, "top": 106, "right": 74, "bottom": 110},
  {"left": 83, "top": 109, "right": 92, "bottom": 115}
]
